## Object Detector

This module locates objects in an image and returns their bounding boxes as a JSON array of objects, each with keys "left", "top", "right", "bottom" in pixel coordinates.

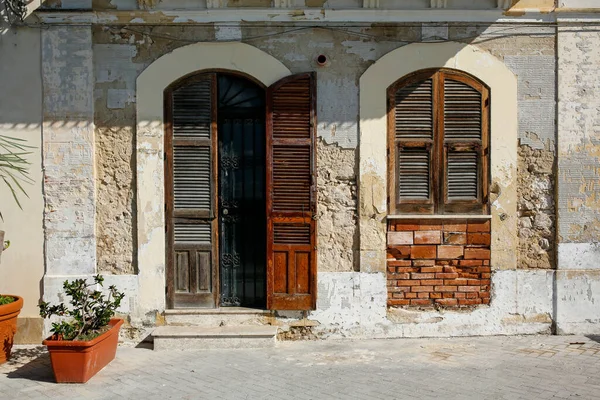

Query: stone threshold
[{"left": 164, "top": 307, "right": 272, "bottom": 315}]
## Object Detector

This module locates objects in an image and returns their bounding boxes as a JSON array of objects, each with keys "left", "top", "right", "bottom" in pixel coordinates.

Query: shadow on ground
[{"left": 3, "top": 346, "right": 54, "bottom": 382}]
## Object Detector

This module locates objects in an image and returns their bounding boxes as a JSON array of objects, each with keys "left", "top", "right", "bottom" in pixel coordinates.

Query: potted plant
[
  {"left": 0, "top": 134, "right": 32, "bottom": 364},
  {"left": 39, "top": 275, "right": 125, "bottom": 383}
]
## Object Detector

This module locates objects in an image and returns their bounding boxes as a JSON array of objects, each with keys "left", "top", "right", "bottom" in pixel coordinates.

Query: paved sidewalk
[{"left": 2, "top": 335, "right": 600, "bottom": 399}]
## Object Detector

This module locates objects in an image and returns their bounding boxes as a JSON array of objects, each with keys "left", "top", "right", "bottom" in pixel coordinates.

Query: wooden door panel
[
  {"left": 166, "top": 73, "right": 218, "bottom": 309},
  {"left": 266, "top": 73, "right": 317, "bottom": 311}
]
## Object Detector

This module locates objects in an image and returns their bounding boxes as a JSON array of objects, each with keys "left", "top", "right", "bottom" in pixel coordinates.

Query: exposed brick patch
[{"left": 386, "top": 219, "right": 492, "bottom": 309}]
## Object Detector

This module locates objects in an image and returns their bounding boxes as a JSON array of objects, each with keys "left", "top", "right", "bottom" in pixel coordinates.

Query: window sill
[{"left": 387, "top": 214, "right": 492, "bottom": 220}]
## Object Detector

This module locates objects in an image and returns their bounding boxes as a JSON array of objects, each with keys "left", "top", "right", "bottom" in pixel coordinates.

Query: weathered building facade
[{"left": 1, "top": 0, "right": 600, "bottom": 343}]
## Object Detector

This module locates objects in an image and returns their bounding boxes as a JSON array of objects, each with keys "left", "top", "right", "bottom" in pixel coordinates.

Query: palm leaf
[{"left": 0, "top": 135, "right": 34, "bottom": 220}]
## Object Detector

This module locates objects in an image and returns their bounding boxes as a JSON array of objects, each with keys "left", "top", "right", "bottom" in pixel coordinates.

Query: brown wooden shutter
[
  {"left": 388, "top": 74, "right": 436, "bottom": 214},
  {"left": 165, "top": 73, "right": 218, "bottom": 308},
  {"left": 388, "top": 69, "right": 489, "bottom": 215},
  {"left": 441, "top": 73, "right": 489, "bottom": 214},
  {"left": 266, "top": 73, "right": 317, "bottom": 310}
]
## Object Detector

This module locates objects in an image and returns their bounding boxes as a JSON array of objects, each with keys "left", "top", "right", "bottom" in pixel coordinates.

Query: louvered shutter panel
[
  {"left": 390, "top": 76, "right": 434, "bottom": 214},
  {"left": 442, "top": 75, "right": 488, "bottom": 214},
  {"left": 166, "top": 74, "right": 218, "bottom": 308},
  {"left": 266, "top": 73, "right": 317, "bottom": 310}
]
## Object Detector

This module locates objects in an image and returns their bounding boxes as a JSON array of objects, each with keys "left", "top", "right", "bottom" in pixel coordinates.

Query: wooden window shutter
[
  {"left": 388, "top": 69, "right": 489, "bottom": 215},
  {"left": 266, "top": 72, "right": 317, "bottom": 310},
  {"left": 441, "top": 72, "right": 489, "bottom": 214},
  {"left": 165, "top": 73, "right": 218, "bottom": 308},
  {"left": 388, "top": 74, "right": 436, "bottom": 214}
]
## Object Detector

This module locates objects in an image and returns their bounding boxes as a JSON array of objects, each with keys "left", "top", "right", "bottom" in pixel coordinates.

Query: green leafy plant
[
  {"left": 0, "top": 134, "right": 33, "bottom": 221},
  {"left": 0, "top": 295, "right": 15, "bottom": 305},
  {"left": 39, "top": 275, "right": 125, "bottom": 341}
]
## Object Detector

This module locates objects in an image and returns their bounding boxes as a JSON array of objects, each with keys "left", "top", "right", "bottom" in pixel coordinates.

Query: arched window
[{"left": 388, "top": 69, "right": 490, "bottom": 215}]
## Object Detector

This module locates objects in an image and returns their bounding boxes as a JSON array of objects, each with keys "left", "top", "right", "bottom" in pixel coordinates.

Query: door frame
[{"left": 164, "top": 70, "right": 268, "bottom": 310}]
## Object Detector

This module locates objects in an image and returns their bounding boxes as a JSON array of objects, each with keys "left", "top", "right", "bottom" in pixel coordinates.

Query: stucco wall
[{"left": 0, "top": 22, "right": 44, "bottom": 343}]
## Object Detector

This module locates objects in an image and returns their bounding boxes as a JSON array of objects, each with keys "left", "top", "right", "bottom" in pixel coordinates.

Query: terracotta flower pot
[
  {"left": 43, "top": 318, "right": 123, "bottom": 383},
  {"left": 0, "top": 295, "right": 23, "bottom": 364}
]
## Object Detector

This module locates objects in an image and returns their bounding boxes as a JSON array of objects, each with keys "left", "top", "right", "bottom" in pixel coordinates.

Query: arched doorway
[
  {"left": 165, "top": 72, "right": 267, "bottom": 309},
  {"left": 163, "top": 67, "right": 317, "bottom": 311}
]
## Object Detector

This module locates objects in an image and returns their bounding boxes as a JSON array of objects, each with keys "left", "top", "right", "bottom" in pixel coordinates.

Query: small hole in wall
[{"left": 316, "top": 55, "right": 328, "bottom": 66}]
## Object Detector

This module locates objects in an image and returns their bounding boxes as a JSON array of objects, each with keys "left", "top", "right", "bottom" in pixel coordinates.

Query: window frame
[{"left": 387, "top": 68, "right": 490, "bottom": 215}]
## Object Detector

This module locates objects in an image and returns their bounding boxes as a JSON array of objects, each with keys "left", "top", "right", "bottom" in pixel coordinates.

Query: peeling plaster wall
[
  {"left": 38, "top": 19, "right": 600, "bottom": 337},
  {"left": 556, "top": 25, "right": 600, "bottom": 334}
]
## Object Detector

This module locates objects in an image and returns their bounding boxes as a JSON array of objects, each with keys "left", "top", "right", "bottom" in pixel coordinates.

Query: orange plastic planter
[
  {"left": 43, "top": 318, "right": 123, "bottom": 383},
  {"left": 0, "top": 295, "right": 23, "bottom": 364}
]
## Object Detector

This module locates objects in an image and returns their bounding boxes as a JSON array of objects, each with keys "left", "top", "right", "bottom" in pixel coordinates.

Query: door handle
[{"left": 222, "top": 208, "right": 229, "bottom": 215}]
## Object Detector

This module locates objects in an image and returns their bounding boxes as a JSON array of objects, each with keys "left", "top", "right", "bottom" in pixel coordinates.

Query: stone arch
[
  {"left": 358, "top": 42, "right": 518, "bottom": 273},
  {"left": 135, "top": 42, "right": 291, "bottom": 317}
]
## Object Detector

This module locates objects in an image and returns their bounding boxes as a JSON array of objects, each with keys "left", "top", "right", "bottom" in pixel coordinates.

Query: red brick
[
  {"left": 459, "top": 260, "right": 483, "bottom": 266},
  {"left": 467, "top": 279, "right": 481, "bottom": 285},
  {"left": 443, "top": 220, "right": 467, "bottom": 232},
  {"left": 437, "top": 245, "right": 464, "bottom": 259},
  {"left": 437, "top": 260, "right": 450, "bottom": 265},
  {"left": 387, "top": 266, "right": 396, "bottom": 273},
  {"left": 388, "top": 260, "right": 412, "bottom": 267},
  {"left": 444, "top": 278, "right": 469, "bottom": 286},
  {"left": 405, "top": 292, "right": 417, "bottom": 299},
  {"left": 411, "top": 286, "right": 434, "bottom": 292},
  {"left": 483, "top": 260, "right": 490, "bottom": 265},
  {"left": 430, "top": 292, "right": 442, "bottom": 299},
  {"left": 389, "top": 299, "right": 410, "bottom": 306},
  {"left": 413, "top": 260, "right": 435, "bottom": 266},
  {"left": 418, "top": 292, "right": 430, "bottom": 299},
  {"left": 481, "top": 273, "right": 491, "bottom": 279},
  {"left": 411, "top": 245, "right": 437, "bottom": 259},
  {"left": 458, "top": 298, "right": 482, "bottom": 306},
  {"left": 388, "top": 245, "right": 412, "bottom": 259},
  {"left": 443, "top": 266, "right": 457, "bottom": 273},
  {"left": 420, "top": 266, "right": 443, "bottom": 273},
  {"left": 414, "top": 230, "right": 442, "bottom": 244},
  {"left": 388, "top": 286, "right": 411, "bottom": 293},
  {"left": 435, "top": 272, "right": 459, "bottom": 279},
  {"left": 458, "top": 286, "right": 480, "bottom": 292},
  {"left": 389, "top": 272, "right": 410, "bottom": 279},
  {"left": 466, "top": 292, "right": 478, "bottom": 299},
  {"left": 455, "top": 292, "right": 466, "bottom": 298},
  {"left": 476, "top": 266, "right": 492, "bottom": 273},
  {"left": 394, "top": 220, "right": 420, "bottom": 231},
  {"left": 410, "top": 299, "right": 433, "bottom": 306},
  {"left": 396, "top": 267, "right": 419, "bottom": 273},
  {"left": 467, "top": 233, "right": 491, "bottom": 246},
  {"left": 482, "top": 299, "right": 490, "bottom": 305},
  {"left": 434, "top": 285, "right": 458, "bottom": 292},
  {"left": 480, "top": 279, "right": 491, "bottom": 286},
  {"left": 458, "top": 273, "right": 479, "bottom": 279},
  {"left": 392, "top": 293, "right": 405, "bottom": 299},
  {"left": 435, "top": 298, "right": 458, "bottom": 306},
  {"left": 419, "top": 221, "right": 442, "bottom": 231},
  {"left": 449, "top": 260, "right": 460, "bottom": 266},
  {"left": 388, "top": 231, "right": 414, "bottom": 245},
  {"left": 421, "top": 279, "right": 444, "bottom": 286},
  {"left": 411, "top": 273, "right": 435, "bottom": 279},
  {"left": 467, "top": 220, "right": 490, "bottom": 232},
  {"left": 442, "top": 292, "right": 454, "bottom": 298},
  {"left": 397, "top": 280, "right": 421, "bottom": 286},
  {"left": 443, "top": 232, "right": 467, "bottom": 245},
  {"left": 464, "top": 248, "right": 491, "bottom": 260}
]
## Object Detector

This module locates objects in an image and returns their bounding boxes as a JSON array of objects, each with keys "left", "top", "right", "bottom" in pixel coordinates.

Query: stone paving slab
[{"left": 1, "top": 335, "right": 600, "bottom": 399}]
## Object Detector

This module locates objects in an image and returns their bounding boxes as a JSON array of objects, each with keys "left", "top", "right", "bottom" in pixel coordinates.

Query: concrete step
[
  {"left": 152, "top": 325, "right": 279, "bottom": 350},
  {"left": 164, "top": 307, "right": 273, "bottom": 327}
]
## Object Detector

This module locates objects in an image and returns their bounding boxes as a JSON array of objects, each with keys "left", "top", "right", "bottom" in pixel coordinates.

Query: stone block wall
[{"left": 386, "top": 219, "right": 491, "bottom": 308}]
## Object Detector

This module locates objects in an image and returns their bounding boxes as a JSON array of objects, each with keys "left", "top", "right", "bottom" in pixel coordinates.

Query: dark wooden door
[
  {"left": 165, "top": 73, "right": 219, "bottom": 309},
  {"left": 217, "top": 75, "right": 266, "bottom": 307},
  {"left": 266, "top": 73, "right": 317, "bottom": 310}
]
